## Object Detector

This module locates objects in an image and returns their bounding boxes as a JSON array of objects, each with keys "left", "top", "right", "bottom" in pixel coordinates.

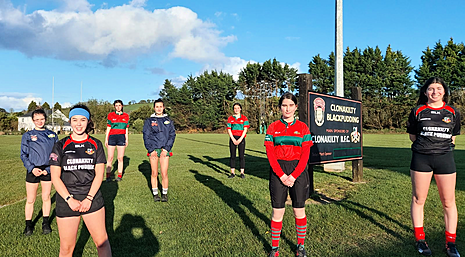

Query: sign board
[{"left": 308, "top": 92, "right": 362, "bottom": 164}]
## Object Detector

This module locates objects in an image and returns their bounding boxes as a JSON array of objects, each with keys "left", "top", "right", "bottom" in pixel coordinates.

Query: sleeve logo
[{"left": 50, "top": 153, "right": 58, "bottom": 161}]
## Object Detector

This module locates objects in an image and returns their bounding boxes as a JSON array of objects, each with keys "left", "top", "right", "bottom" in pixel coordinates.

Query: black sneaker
[
  {"left": 446, "top": 242, "right": 460, "bottom": 257},
  {"left": 296, "top": 244, "right": 307, "bottom": 257},
  {"left": 115, "top": 177, "right": 122, "bottom": 182},
  {"left": 161, "top": 194, "right": 168, "bottom": 202},
  {"left": 228, "top": 173, "right": 235, "bottom": 178},
  {"left": 153, "top": 194, "right": 161, "bottom": 202},
  {"left": 268, "top": 248, "right": 279, "bottom": 257},
  {"left": 240, "top": 173, "right": 245, "bottom": 179},
  {"left": 42, "top": 222, "right": 52, "bottom": 235},
  {"left": 23, "top": 225, "right": 33, "bottom": 236},
  {"left": 415, "top": 240, "right": 432, "bottom": 256}
]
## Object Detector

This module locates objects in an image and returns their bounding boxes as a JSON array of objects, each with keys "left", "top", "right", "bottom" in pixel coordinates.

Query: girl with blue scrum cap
[{"left": 50, "top": 104, "right": 111, "bottom": 257}]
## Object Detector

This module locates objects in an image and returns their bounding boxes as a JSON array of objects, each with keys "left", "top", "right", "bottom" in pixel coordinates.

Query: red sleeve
[
  {"left": 107, "top": 113, "right": 111, "bottom": 127},
  {"left": 227, "top": 116, "right": 232, "bottom": 130},
  {"left": 290, "top": 123, "right": 312, "bottom": 179},
  {"left": 265, "top": 143, "right": 285, "bottom": 177},
  {"left": 126, "top": 113, "right": 130, "bottom": 128},
  {"left": 290, "top": 141, "right": 311, "bottom": 179},
  {"left": 243, "top": 115, "right": 250, "bottom": 128}
]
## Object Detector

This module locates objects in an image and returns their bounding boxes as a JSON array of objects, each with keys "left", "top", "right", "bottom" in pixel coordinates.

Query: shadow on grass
[
  {"left": 180, "top": 136, "right": 266, "bottom": 155},
  {"left": 112, "top": 214, "right": 159, "bottom": 257},
  {"left": 137, "top": 160, "right": 163, "bottom": 194},
  {"left": 190, "top": 169, "right": 295, "bottom": 253},
  {"left": 32, "top": 192, "right": 57, "bottom": 228},
  {"left": 73, "top": 179, "right": 119, "bottom": 257},
  {"left": 363, "top": 146, "right": 465, "bottom": 191},
  {"left": 108, "top": 156, "right": 131, "bottom": 177},
  {"left": 313, "top": 165, "right": 353, "bottom": 182},
  {"left": 335, "top": 200, "right": 411, "bottom": 240},
  {"left": 188, "top": 154, "right": 270, "bottom": 180}
]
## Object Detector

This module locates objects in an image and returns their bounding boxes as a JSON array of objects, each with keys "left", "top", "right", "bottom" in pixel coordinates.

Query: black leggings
[{"left": 229, "top": 135, "right": 245, "bottom": 169}]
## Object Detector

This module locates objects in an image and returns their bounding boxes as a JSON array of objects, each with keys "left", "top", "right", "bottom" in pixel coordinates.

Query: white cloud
[
  {"left": 0, "top": 92, "right": 43, "bottom": 111},
  {"left": 170, "top": 75, "right": 188, "bottom": 87},
  {"left": 61, "top": 102, "right": 72, "bottom": 108},
  {"left": 129, "top": 0, "right": 147, "bottom": 8},
  {"left": 0, "top": 0, "right": 237, "bottom": 66},
  {"left": 289, "top": 62, "right": 302, "bottom": 73},
  {"left": 201, "top": 57, "right": 255, "bottom": 81}
]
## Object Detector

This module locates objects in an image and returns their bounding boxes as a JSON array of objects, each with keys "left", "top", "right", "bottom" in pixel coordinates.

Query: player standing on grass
[
  {"left": 50, "top": 105, "right": 111, "bottom": 257},
  {"left": 143, "top": 99, "right": 176, "bottom": 202},
  {"left": 105, "top": 100, "right": 129, "bottom": 182},
  {"left": 264, "top": 93, "right": 313, "bottom": 257},
  {"left": 20, "top": 109, "right": 58, "bottom": 236},
  {"left": 407, "top": 77, "right": 461, "bottom": 257},
  {"left": 227, "top": 103, "right": 249, "bottom": 179}
]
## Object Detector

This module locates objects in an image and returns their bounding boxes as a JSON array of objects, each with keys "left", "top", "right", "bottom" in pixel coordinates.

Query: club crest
[
  {"left": 85, "top": 148, "right": 95, "bottom": 155},
  {"left": 443, "top": 117, "right": 451, "bottom": 123},
  {"left": 313, "top": 97, "right": 325, "bottom": 127},
  {"left": 31, "top": 135, "right": 37, "bottom": 141},
  {"left": 350, "top": 127, "right": 361, "bottom": 143},
  {"left": 50, "top": 153, "right": 58, "bottom": 161}
]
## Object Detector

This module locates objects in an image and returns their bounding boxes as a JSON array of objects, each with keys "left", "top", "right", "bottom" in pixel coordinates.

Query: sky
[{"left": 0, "top": 0, "right": 464, "bottom": 111}]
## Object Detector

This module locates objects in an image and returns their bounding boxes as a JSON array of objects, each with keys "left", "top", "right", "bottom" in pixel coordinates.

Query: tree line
[
  {"left": 309, "top": 38, "right": 465, "bottom": 129},
  {"left": 2, "top": 38, "right": 464, "bottom": 133}
]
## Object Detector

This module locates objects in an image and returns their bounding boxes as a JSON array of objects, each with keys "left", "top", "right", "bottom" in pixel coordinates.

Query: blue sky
[{"left": 0, "top": 0, "right": 464, "bottom": 111}]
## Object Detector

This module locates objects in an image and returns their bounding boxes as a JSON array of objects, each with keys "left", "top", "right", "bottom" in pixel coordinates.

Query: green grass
[
  {"left": 123, "top": 103, "right": 151, "bottom": 113},
  {"left": 0, "top": 134, "right": 464, "bottom": 256}
]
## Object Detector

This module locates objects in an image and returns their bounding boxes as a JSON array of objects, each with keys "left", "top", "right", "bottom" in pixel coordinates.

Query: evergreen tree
[
  {"left": 53, "top": 102, "right": 62, "bottom": 111},
  {"left": 27, "top": 101, "right": 38, "bottom": 112},
  {"left": 42, "top": 102, "right": 51, "bottom": 110},
  {"left": 415, "top": 38, "right": 465, "bottom": 91},
  {"left": 238, "top": 58, "right": 298, "bottom": 130}
]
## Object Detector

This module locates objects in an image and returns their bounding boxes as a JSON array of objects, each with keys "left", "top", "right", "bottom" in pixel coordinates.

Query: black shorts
[
  {"left": 410, "top": 151, "right": 456, "bottom": 174},
  {"left": 25, "top": 166, "right": 51, "bottom": 183},
  {"left": 56, "top": 190, "right": 105, "bottom": 218},
  {"left": 269, "top": 160, "right": 309, "bottom": 208},
  {"left": 108, "top": 134, "right": 126, "bottom": 146}
]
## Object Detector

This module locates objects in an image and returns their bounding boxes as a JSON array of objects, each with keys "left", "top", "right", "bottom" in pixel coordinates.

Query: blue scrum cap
[{"left": 69, "top": 108, "right": 90, "bottom": 120}]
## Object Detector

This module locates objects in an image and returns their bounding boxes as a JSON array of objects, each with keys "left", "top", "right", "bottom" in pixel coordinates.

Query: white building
[{"left": 18, "top": 110, "right": 72, "bottom": 132}]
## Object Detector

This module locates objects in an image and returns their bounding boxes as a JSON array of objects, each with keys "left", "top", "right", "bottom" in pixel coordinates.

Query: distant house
[{"left": 18, "top": 110, "right": 72, "bottom": 132}]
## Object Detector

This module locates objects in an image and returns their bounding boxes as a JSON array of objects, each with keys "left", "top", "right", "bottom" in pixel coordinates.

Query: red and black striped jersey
[
  {"left": 49, "top": 135, "right": 106, "bottom": 194},
  {"left": 407, "top": 102, "right": 460, "bottom": 154}
]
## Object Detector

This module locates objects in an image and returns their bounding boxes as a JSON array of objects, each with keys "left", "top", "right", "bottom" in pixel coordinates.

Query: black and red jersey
[
  {"left": 407, "top": 102, "right": 460, "bottom": 154},
  {"left": 49, "top": 135, "right": 106, "bottom": 194}
]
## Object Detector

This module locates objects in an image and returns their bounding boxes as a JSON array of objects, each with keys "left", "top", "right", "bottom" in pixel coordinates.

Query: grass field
[{"left": 0, "top": 133, "right": 464, "bottom": 256}]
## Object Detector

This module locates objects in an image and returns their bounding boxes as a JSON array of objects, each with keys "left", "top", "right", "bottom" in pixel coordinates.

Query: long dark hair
[
  {"left": 113, "top": 99, "right": 124, "bottom": 112},
  {"left": 418, "top": 77, "right": 449, "bottom": 105},
  {"left": 279, "top": 92, "right": 298, "bottom": 106},
  {"left": 69, "top": 104, "right": 94, "bottom": 134}
]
